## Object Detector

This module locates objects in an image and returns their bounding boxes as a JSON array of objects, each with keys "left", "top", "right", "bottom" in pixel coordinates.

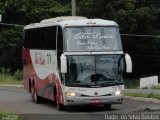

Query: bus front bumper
[{"left": 64, "top": 95, "right": 124, "bottom": 106}]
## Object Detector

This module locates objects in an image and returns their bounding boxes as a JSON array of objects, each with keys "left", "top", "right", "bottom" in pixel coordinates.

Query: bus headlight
[
  {"left": 115, "top": 91, "right": 121, "bottom": 95},
  {"left": 66, "top": 92, "right": 76, "bottom": 96},
  {"left": 66, "top": 92, "right": 81, "bottom": 97},
  {"left": 114, "top": 90, "right": 124, "bottom": 96}
]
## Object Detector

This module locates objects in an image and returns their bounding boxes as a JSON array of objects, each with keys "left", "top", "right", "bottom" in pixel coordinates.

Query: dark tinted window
[{"left": 23, "top": 26, "right": 57, "bottom": 49}]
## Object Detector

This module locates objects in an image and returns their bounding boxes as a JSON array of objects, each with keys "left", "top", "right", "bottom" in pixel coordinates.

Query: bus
[{"left": 23, "top": 16, "right": 132, "bottom": 111}]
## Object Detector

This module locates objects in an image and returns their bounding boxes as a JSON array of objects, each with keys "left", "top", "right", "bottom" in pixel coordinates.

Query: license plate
[{"left": 91, "top": 99, "right": 101, "bottom": 104}]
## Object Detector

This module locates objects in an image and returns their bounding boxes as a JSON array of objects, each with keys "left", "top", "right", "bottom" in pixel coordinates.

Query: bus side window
[
  {"left": 33, "top": 29, "right": 38, "bottom": 49},
  {"left": 46, "top": 27, "right": 56, "bottom": 50},
  {"left": 28, "top": 28, "right": 39, "bottom": 49},
  {"left": 40, "top": 28, "right": 46, "bottom": 49},
  {"left": 24, "top": 30, "right": 32, "bottom": 48}
]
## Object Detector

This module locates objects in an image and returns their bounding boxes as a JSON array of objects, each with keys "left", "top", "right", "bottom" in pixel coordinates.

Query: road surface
[{"left": 0, "top": 86, "right": 160, "bottom": 120}]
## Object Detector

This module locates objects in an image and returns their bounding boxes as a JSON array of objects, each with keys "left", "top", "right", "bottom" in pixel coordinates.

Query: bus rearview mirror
[
  {"left": 125, "top": 53, "right": 132, "bottom": 73},
  {"left": 60, "top": 54, "right": 67, "bottom": 73}
]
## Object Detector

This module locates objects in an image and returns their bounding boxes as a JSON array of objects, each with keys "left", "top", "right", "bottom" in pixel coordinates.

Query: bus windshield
[
  {"left": 64, "top": 27, "right": 122, "bottom": 52},
  {"left": 65, "top": 55, "right": 124, "bottom": 87}
]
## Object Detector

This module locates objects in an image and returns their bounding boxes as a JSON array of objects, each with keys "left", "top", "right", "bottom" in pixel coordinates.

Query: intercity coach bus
[{"left": 23, "top": 16, "right": 132, "bottom": 111}]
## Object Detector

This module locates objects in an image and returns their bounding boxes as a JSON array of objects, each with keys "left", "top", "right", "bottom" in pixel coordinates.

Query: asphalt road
[{"left": 0, "top": 86, "right": 160, "bottom": 120}]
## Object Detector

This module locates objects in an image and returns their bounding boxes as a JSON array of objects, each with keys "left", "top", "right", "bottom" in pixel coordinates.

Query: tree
[
  {"left": 0, "top": 0, "right": 160, "bottom": 77},
  {"left": 77, "top": 0, "right": 160, "bottom": 77},
  {"left": 0, "top": 0, "right": 71, "bottom": 72},
  {"left": 0, "top": 0, "right": 71, "bottom": 24},
  {"left": 0, "top": 27, "right": 22, "bottom": 72}
]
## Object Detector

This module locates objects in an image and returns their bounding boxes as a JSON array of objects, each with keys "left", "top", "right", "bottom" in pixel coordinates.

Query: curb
[
  {"left": 125, "top": 96, "right": 160, "bottom": 104},
  {"left": 0, "top": 84, "right": 24, "bottom": 87}
]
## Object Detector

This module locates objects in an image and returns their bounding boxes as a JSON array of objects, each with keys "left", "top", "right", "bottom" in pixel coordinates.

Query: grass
[
  {"left": 125, "top": 92, "right": 160, "bottom": 100},
  {"left": 0, "top": 68, "right": 23, "bottom": 85},
  {"left": 0, "top": 111, "right": 23, "bottom": 120},
  {"left": 0, "top": 73, "right": 23, "bottom": 85}
]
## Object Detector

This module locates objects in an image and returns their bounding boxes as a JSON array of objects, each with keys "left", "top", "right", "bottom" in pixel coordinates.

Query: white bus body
[{"left": 23, "top": 16, "right": 132, "bottom": 111}]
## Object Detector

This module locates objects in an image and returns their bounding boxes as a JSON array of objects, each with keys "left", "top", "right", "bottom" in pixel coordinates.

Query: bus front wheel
[{"left": 104, "top": 104, "right": 112, "bottom": 110}]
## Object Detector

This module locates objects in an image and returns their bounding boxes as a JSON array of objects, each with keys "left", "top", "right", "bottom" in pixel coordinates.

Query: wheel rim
[{"left": 34, "top": 91, "right": 37, "bottom": 103}]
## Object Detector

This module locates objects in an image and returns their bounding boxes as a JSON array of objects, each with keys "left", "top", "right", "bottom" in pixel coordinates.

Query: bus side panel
[
  {"left": 28, "top": 49, "right": 64, "bottom": 103},
  {"left": 34, "top": 73, "right": 62, "bottom": 102}
]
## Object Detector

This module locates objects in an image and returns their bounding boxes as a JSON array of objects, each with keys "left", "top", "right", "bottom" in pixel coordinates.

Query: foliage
[
  {"left": 124, "top": 78, "right": 139, "bottom": 89},
  {"left": 0, "top": 0, "right": 70, "bottom": 73},
  {"left": 77, "top": 0, "right": 160, "bottom": 77},
  {"left": 0, "top": 68, "right": 22, "bottom": 84},
  {"left": 0, "top": 112, "right": 23, "bottom": 120},
  {"left": 0, "top": 0, "right": 70, "bottom": 24},
  {"left": 0, "top": 73, "right": 22, "bottom": 85},
  {"left": 0, "top": 0, "right": 160, "bottom": 78},
  {"left": 13, "top": 69, "right": 22, "bottom": 81},
  {"left": 0, "top": 27, "right": 22, "bottom": 72}
]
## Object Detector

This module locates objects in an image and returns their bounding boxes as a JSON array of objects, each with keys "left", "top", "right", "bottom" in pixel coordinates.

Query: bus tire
[
  {"left": 33, "top": 89, "right": 40, "bottom": 104},
  {"left": 104, "top": 104, "right": 112, "bottom": 110},
  {"left": 31, "top": 85, "right": 34, "bottom": 101},
  {"left": 31, "top": 85, "right": 41, "bottom": 104},
  {"left": 57, "top": 102, "right": 65, "bottom": 111}
]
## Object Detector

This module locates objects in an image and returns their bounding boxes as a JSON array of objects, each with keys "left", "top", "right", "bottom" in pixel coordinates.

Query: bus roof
[{"left": 24, "top": 16, "right": 118, "bottom": 29}]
